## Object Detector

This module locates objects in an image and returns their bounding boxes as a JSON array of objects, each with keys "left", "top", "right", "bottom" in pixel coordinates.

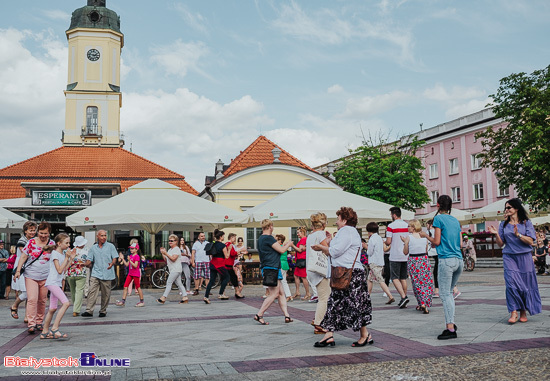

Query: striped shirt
[{"left": 386, "top": 219, "right": 409, "bottom": 262}]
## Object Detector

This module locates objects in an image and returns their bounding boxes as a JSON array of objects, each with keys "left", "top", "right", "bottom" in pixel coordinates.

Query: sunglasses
[
  {"left": 505, "top": 206, "right": 513, "bottom": 210},
  {"left": 168, "top": 240, "right": 176, "bottom": 242}
]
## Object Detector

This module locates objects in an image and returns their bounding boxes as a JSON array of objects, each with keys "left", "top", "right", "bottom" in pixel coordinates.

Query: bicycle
[
  {"left": 151, "top": 266, "right": 219, "bottom": 289},
  {"left": 463, "top": 249, "right": 475, "bottom": 272}
]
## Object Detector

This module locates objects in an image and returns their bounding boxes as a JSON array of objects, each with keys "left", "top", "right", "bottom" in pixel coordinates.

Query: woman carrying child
[
  {"left": 116, "top": 242, "right": 145, "bottom": 307},
  {"left": 40, "top": 234, "right": 77, "bottom": 340}
]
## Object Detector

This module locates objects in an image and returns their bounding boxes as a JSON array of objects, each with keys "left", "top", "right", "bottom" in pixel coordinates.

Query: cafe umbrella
[
  {"left": 66, "top": 179, "right": 249, "bottom": 255},
  {"left": 0, "top": 206, "right": 27, "bottom": 232}
]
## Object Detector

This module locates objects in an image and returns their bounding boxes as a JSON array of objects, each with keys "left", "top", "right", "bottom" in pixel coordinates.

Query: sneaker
[
  {"left": 187, "top": 291, "right": 194, "bottom": 295},
  {"left": 383, "top": 292, "right": 387, "bottom": 298},
  {"left": 309, "top": 296, "right": 319, "bottom": 303},
  {"left": 98, "top": 312, "right": 106, "bottom": 318},
  {"left": 115, "top": 300, "right": 125, "bottom": 307},
  {"left": 81, "top": 311, "right": 93, "bottom": 317},
  {"left": 453, "top": 291, "right": 461, "bottom": 299},
  {"left": 433, "top": 293, "right": 440, "bottom": 298},
  {"left": 398, "top": 296, "right": 409, "bottom": 308},
  {"left": 135, "top": 302, "right": 145, "bottom": 307},
  {"left": 437, "top": 329, "right": 457, "bottom": 340}
]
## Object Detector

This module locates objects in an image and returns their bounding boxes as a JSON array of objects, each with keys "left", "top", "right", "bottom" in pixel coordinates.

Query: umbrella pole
[{"left": 151, "top": 233, "right": 156, "bottom": 257}]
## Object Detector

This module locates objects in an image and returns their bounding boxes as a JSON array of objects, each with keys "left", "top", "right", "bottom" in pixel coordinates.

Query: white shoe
[
  {"left": 187, "top": 291, "right": 194, "bottom": 295},
  {"left": 383, "top": 292, "right": 387, "bottom": 298}
]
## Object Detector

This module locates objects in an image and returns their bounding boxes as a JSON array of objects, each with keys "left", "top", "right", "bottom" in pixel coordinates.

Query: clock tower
[{"left": 62, "top": 0, "right": 124, "bottom": 147}]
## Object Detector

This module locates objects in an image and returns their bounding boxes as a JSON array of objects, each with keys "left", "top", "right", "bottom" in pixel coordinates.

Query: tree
[
  {"left": 334, "top": 134, "right": 429, "bottom": 211},
  {"left": 476, "top": 65, "right": 550, "bottom": 210}
]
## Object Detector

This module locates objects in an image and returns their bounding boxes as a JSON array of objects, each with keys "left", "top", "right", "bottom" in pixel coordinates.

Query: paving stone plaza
[{"left": 1, "top": 268, "right": 549, "bottom": 380}]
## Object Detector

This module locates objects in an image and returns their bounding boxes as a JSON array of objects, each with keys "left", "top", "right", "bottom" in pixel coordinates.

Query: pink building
[{"left": 411, "top": 108, "right": 516, "bottom": 225}]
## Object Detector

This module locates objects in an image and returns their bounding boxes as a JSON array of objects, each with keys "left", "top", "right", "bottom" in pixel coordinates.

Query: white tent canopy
[
  {"left": 66, "top": 179, "right": 249, "bottom": 254},
  {"left": 415, "top": 208, "right": 473, "bottom": 223},
  {"left": 470, "top": 199, "right": 549, "bottom": 223},
  {"left": 0, "top": 206, "right": 27, "bottom": 232},
  {"left": 246, "top": 180, "right": 415, "bottom": 227}
]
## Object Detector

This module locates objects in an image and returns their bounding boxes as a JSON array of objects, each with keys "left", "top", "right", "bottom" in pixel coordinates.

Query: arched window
[{"left": 86, "top": 106, "right": 98, "bottom": 134}]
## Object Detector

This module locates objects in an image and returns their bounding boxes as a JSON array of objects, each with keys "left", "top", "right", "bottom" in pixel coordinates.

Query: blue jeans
[{"left": 438, "top": 257, "right": 463, "bottom": 325}]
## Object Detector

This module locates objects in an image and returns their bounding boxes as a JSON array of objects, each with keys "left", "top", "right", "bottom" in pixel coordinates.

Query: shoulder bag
[
  {"left": 330, "top": 248, "right": 360, "bottom": 291},
  {"left": 20, "top": 250, "right": 43, "bottom": 275}
]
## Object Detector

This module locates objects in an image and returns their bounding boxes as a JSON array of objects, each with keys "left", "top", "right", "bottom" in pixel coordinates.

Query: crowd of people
[{"left": 3, "top": 196, "right": 545, "bottom": 345}]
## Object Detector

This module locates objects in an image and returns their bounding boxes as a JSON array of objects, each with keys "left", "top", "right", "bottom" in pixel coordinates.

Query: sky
[{"left": 0, "top": 0, "right": 549, "bottom": 192}]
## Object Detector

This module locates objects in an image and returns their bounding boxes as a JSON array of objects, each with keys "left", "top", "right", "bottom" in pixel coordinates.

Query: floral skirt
[
  {"left": 407, "top": 255, "right": 434, "bottom": 307},
  {"left": 321, "top": 268, "right": 372, "bottom": 332}
]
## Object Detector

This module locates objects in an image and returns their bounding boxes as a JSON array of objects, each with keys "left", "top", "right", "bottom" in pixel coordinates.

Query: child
[
  {"left": 41, "top": 234, "right": 76, "bottom": 340},
  {"left": 5, "top": 247, "right": 16, "bottom": 300},
  {"left": 116, "top": 243, "right": 145, "bottom": 307}
]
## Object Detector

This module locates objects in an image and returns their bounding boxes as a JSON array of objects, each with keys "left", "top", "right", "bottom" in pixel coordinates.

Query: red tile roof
[
  {"left": 0, "top": 146, "right": 197, "bottom": 199},
  {"left": 223, "top": 135, "right": 314, "bottom": 177}
]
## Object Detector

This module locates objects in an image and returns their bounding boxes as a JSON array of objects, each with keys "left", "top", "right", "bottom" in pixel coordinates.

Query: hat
[
  {"left": 129, "top": 243, "right": 140, "bottom": 250},
  {"left": 74, "top": 236, "right": 88, "bottom": 247},
  {"left": 0, "top": 239, "right": 4, "bottom": 244}
]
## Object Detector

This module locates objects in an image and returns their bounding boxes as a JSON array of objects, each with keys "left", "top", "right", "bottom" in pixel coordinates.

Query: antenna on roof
[
  {"left": 130, "top": 143, "right": 133, "bottom": 152},
  {"left": 420, "top": 123, "right": 423, "bottom": 131}
]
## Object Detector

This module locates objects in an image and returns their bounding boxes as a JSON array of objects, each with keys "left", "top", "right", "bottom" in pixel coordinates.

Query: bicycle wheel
[
  {"left": 467, "top": 257, "right": 475, "bottom": 272},
  {"left": 109, "top": 274, "right": 119, "bottom": 290},
  {"left": 152, "top": 269, "right": 168, "bottom": 289}
]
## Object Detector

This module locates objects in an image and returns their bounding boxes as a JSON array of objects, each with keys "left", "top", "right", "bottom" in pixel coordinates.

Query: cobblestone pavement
[{"left": 0, "top": 268, "right": 548, "bottom": 380}]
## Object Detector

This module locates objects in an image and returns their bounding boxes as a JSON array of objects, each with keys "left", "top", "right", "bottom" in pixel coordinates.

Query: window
[
  {"left": 471, "top": 154, "right": 482, "bottom": 170},
  {"left": 246, "top": 228, "right": 262, "bottom": 250},
  {"left": 429, "top": 163, "right": 438, "bottom": 179},
  {"left": 473, "top": 183, "right": 484, "bottom": 200},
  {"left": 86, "top": 106, "right": 98, "bottom": 134},
  {"left": 497, "top": 184, "right": 510, "bottom": 197},
  {"left": 451, "top": 187, "right": 461, "bottom": 203},
  {"left": 431, "top": 147, "right": 434, "bottom": 155},
  {"left": 291, "top": 227, "right": 298, "bottom": 244},
  {"left": 449, "top": 158, "right": 459, "bottom": 175},
  {"left": 430, "top": 191, "right": 439, "bottom": 206}
]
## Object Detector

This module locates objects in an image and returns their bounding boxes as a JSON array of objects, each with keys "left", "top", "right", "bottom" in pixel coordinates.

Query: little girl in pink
[{"left": 40, "top": 233, "right": 76, "bottom": 340}]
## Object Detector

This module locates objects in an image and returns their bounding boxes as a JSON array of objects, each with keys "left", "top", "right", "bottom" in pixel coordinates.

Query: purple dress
[{"left": 498, "top": 220, "right": 541, "bottom": 315}]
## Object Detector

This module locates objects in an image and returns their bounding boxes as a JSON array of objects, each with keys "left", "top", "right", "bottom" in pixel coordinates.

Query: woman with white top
[
  {"left": 10, "top": 221, "right": 37, "bottom": 321},
  {"left": 179, "top": 237, "right": 192, "bottom": 295},
  {"left": 306, "top": 212, "right": 331, "bottom": 335},
  {"left": 311, "top": 207, "right": 373, "bottom": 348},
  {"left": 157, "top": 234, "right": 188, "bottom": 304},
  {"left": 40, "top": 234, "right": 76, "bottom": 340},
  {"left": 402, "top": 219, "right": 433, "bottom": 314},
  {"left": 365, "top": 222, "right": 395, "bottom": 305}
]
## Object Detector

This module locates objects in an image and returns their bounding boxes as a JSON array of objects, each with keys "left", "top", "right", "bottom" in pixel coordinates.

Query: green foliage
[
  {"left": 476, "top": 65, "right": 550, "bottom": 210},
  {"left": 334, "top": 135, "right": 429, "bottom": 211}
]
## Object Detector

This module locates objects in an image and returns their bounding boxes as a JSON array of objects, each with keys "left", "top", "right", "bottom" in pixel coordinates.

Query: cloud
[
  {"left": 173, "top": 4, "right": 209, "bottom": 34},
  {"left": 43, "top": 10, "right": 71, "bottom": 21},
  {"left": 327, "top": 84, "right": 344, "bottom": 94},
  {"left": 445, "top": 98, "right": 492, "bottom": 119},
  {"left": 270, "top": 1, "right": 417, "bottom": 66},
  {"left": 150, "top": 39, "right": 210, "bottom": 79},
  {"left": 423, "top": 84, "right": 485, "bottom": 102},
  {"left": 341, "top": 90, "right": 412, "bottom": 119}
]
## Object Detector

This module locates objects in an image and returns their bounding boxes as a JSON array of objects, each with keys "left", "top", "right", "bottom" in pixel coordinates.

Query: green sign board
[{"left": 32, "top": 191, "right": 92, "bottom": 207}]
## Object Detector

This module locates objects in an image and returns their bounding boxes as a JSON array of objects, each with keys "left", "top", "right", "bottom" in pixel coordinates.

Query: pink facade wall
[{"left": 416, "top": 121, "right": 516, "bottom": 215}]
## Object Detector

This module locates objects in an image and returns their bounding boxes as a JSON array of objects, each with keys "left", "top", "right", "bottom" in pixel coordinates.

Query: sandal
[
  {"left": 254, "top": 314, "right": 269, "bottom": 325},
  {"left": 39, "top": 332, "right": 52, "bottom": 340},
  {"left": 285, "top": 316, "right": 293, "bottom": 323},
  {"left": 10, "top": 307, "right": 18, "bottom": 320},
  {"left": 218, "top": 295, "right": 229, "bottom": 300},
  {"left": 422, "top": 305, "right": 429, "bottom": 314},
  {"left": 28, "top": 326, "right": 36, "bottom": 334},
  {"left": 50, "top": 329, "right": 69, "bottom": 340},
  {"left": 352, "top": 333, "right": 374, "bottom": 347},
  {"left": 35, "top": 324, "right": 44, "bottom": 331},
  {"left": 302, "top": 294, "right": 311, "bottom": 300},
  {"left": 415, "top": 306, "right": 422, "bottom": 311},
  {"left": 313, "top": 325, "right": 327, "bottom": 334},
  {"left": 203, "top": 297, "right": 210, "bottom": 304},
  {"left": 156, "top": 298, "right": 165, "bottom": 304},
  {"left": 179, "top": 299, "right": 189, "bottom": 304}
]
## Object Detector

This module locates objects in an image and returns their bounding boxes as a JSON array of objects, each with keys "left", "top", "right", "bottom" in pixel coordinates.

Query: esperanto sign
[{"left": 32, "top": 191, "right": 92, "bottom": 207}]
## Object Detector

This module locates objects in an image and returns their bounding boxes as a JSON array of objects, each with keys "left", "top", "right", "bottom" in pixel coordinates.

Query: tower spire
[{"left": 88, "top": 0, "right": 106, "bottom": 6}]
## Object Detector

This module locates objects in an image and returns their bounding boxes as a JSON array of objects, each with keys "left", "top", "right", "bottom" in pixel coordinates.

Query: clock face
[{"left": 87, "top": 49, "right": 100, "bottom": 61}]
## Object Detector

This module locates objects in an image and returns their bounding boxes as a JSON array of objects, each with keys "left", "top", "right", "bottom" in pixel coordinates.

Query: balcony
[{"left": 81, "top": 125, "right": 102, "bottom": 137}]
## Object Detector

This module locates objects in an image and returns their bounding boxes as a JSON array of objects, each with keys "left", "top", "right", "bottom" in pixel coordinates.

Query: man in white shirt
[
  {"left": 366, "top": 222, "right": 395, "bottom": 304},
  {"left": 191, "top": 233, "right": 210, "bottom": 295},
  {"left": 385, "top": 207, "right": 409, "bottom": 308}
]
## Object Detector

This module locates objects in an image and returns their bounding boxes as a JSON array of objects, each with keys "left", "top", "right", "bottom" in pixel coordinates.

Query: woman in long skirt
[
  {"left": 488, "top": 198, "right": 541, "bottom": 323},
  {"left": 402, "top": 219, "right": 433, "bottom": 314},
  {"left": 312, "top": 207, "right": 372, "bottom": 347}
]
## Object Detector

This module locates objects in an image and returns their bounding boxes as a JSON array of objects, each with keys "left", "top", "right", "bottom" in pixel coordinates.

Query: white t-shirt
[
  {"left": 192, "top": 241, "right": 209, "bottom": 263},
  {"left": 166, "top": 247, "right": 182, "bottom": 273},
  {"left": 367, "top": 233, "right": 384, "bottom": 266},
  {"left": 426, "top": 228, "right": 438, "bottom": 256},
  {"left": 45, "top": 250, "right": 66, "bottom": 287},
  {"left": 387, "top": 219, "right": 409, "bottom": 262},
  {"left": 408, "top": 235, "right": 428, "bottom": 255}
]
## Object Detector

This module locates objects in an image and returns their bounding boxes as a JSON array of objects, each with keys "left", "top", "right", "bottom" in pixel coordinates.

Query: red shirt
[
  {"left": 210, "top": 241, "right": 227, "bottom": 269},
  {"left": 225, "top": 242, "right": 238, "bottom": 268}
]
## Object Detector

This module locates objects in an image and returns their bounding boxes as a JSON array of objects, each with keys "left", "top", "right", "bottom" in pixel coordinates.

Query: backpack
[{"left": 204, "top": 242, "right": 217, "bottom": 256}]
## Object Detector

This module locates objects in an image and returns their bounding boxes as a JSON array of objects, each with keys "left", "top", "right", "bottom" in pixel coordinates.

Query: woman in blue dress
[{"left": 487, "top": 198, "right": 541, "bottom": 324}]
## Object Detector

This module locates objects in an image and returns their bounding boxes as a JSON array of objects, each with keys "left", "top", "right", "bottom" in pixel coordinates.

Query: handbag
[
  {"left": 309, "top": 250, "right": 329, "bottom": 277},
  {"left": 20, "top": 251, "right": 43, "bottom": 275},
  {"left": 295, "top": 258, "right": 306, "bottom": 268},
  {"left": 330, "top": 248, "right": 360, "bottom": 291},
  {"left": 262, "top": 268, "right": 279, "bottom": 287}
]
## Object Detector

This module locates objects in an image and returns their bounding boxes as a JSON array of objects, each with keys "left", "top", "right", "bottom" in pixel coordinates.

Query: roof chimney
[
  {"left": 215, "top": 159, "right": 224, "bottom": 179},
  {"left": 327, "top": 162, "right": 336, "bottom": 180},
  {"left": 271, "top": 147, "right": 282, "bottom": 163}
]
